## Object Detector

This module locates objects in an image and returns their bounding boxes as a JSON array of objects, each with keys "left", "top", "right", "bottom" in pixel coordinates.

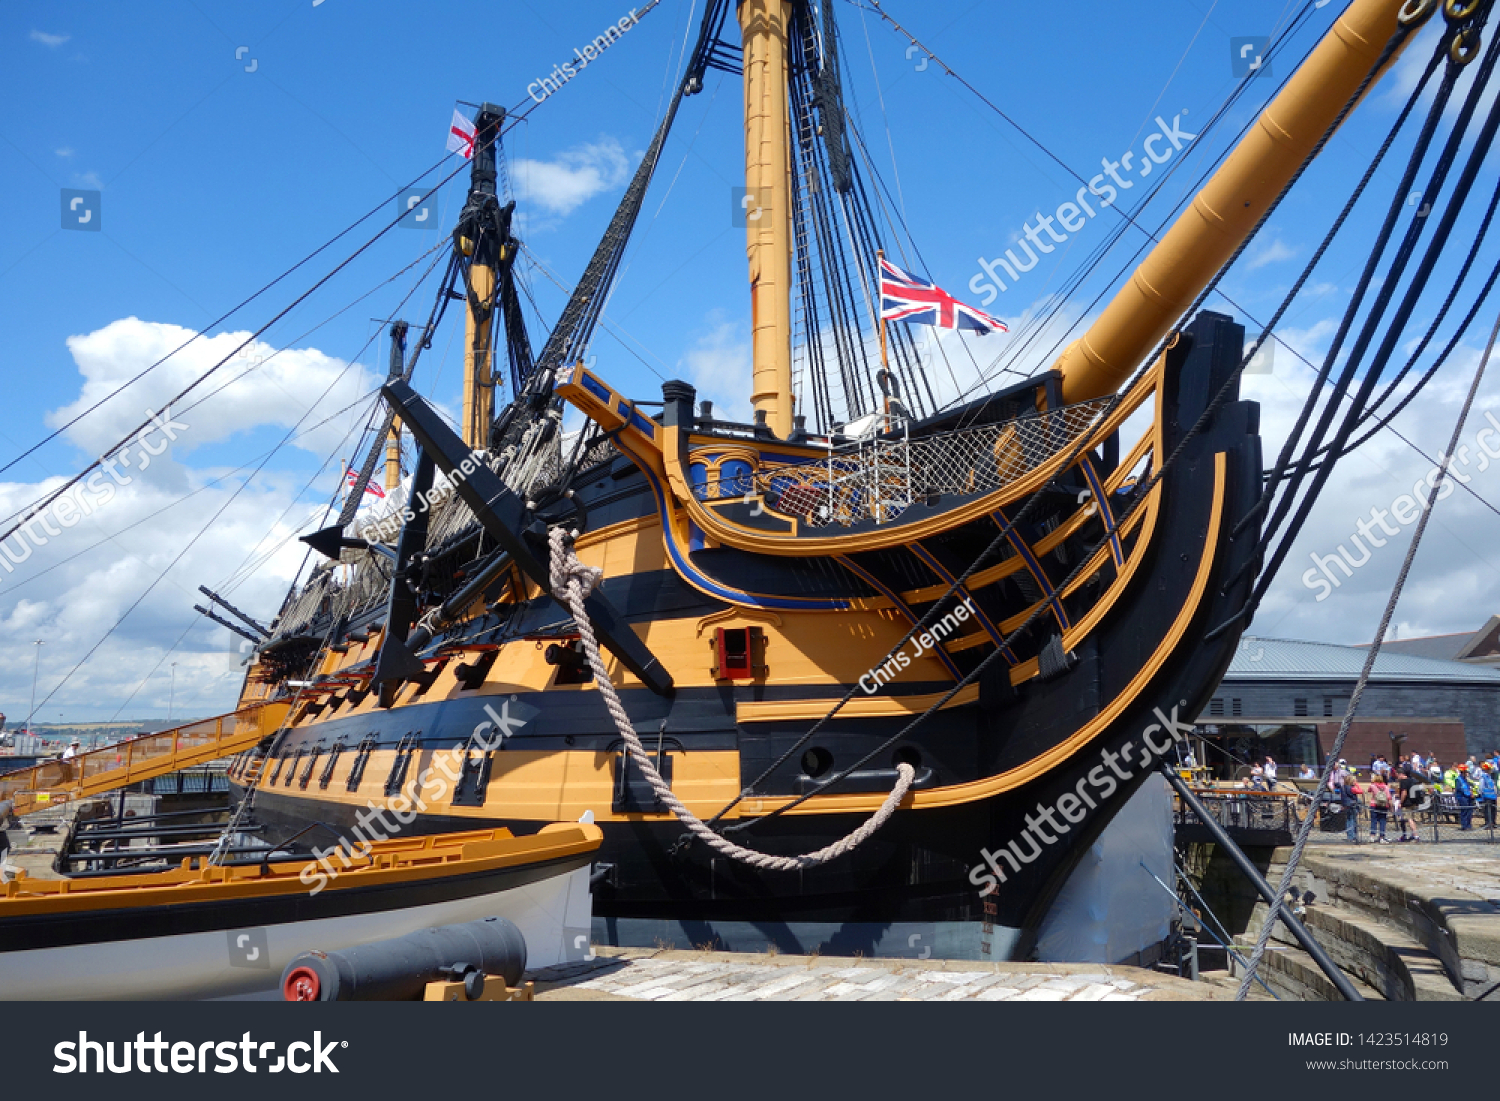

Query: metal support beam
[
  {"left": 1159, "top": 763, "right": 1363, "bottom": 1001},
  {"left": 382, "top": 379, "right": 673, "bottom": 696}
]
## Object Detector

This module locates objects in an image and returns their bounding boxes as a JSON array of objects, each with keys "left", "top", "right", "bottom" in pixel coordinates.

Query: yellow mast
[
  {"left": 1054, "top": 0, "right": 1432, "bottom": 404},
  {"left": 461, "top": 265, "right": 496, "bottom": 448},
  {"left": 740, "top": 0, "right": 795, "bottom": 438},
  {"left": 384, "top": 420, "right": 402, "bottom": 493}
]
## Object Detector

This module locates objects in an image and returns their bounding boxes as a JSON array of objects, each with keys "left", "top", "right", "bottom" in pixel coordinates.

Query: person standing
[
  {"left": 1368, "top": 775, "right": 1391, "bottom": 842},
  {"left": 1331, "top": 760, "right": 1361, "bottom": 843},
  {"left": 1480, "top": 763, "right": 1498, "bottom": 829},
  {"left": 0, "top": 798, "right": 16, "bottom": 876},
  {"left": 1264, "top": 757, "right": 1278, "bottom": 785},
  {"left": 1396, "top": 762, "right": 1424, "bottom": 842},
  {"left": 1455, "top": 764, "right": 1475, "bottom": 831}
]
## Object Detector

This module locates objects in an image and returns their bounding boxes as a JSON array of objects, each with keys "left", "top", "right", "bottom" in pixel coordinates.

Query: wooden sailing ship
[{"left": 223, "top": 0, "right": 1440, "bottom": 959}]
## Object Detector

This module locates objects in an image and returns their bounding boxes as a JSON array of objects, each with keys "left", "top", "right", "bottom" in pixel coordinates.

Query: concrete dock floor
[{"left": 529, "top": 947, "right": 1225, "bottom": 1002}]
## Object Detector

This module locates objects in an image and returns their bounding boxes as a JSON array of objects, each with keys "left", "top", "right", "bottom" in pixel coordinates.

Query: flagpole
[{"left": 876, "top": 249, "right": 891, "bottom": 424}]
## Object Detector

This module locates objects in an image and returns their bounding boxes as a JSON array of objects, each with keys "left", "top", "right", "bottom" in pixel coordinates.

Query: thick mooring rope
[{"left": 548, "top": 526, "right": 914, "bottom": 872}]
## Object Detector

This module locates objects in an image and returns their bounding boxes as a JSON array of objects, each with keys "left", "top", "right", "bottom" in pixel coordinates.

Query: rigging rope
[
  {"left": 0, "top": 155, "right": 459, "bottom": 485},
  {"left": 1235, "top": 298, "right": 1500, "bottom": 1001},
  {"left": 548, "top": 526, "right": 914, "bottom": 871},
  {"left": 702, "top": 7, "right": 1420, "bottom": 837},
  {"left": 0, "top": 157, "right": 473, "bottom": 548},
  {"left": 1225, "top": 7, "right": 1500, "bottom": 631}
]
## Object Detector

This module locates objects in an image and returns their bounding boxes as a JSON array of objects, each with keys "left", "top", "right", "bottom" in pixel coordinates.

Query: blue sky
[{"left": 4, "top": 0, "right": 1500, "bottom": 721}]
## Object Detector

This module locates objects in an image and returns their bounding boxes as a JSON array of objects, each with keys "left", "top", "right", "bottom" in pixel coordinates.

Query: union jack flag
[{"left": 879, "top": 257, "right": 1008, "bottom": 335}]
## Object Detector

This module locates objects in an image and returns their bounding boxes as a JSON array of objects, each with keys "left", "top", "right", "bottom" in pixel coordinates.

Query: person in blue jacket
[
  {"left": 1479, "top": 762, "right": 1498, "bottom": 829},
  {"left": 1455, "top": 764, "right": 1475, "bottom": 831}
]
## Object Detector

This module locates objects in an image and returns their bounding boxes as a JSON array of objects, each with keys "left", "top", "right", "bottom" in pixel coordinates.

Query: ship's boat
[
  {"left": 0, "top": 823, "right": 600, "bottom": 1000},
  {"left": 207, "top": 0, "right": 1481, "bottom": 960}
]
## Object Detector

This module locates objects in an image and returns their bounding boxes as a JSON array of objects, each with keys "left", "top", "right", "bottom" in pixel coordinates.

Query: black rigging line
[
  {"left": 1319, "top": 173, "right": 1500, "bottom": 461},
  {"left": 0, "top": 154, "right": 457, "bottom": 483},
  {"left": 23, "top": 231, "right": 454, "bottom": 715},
  {"left": 1232, "top": 10, "right": 1500, "bottom": 631},
  {"left": 707, "top": 9, "right": 1421, "bottom": 837},
  {"left": 0, "top": 154, "right": 475, "bottom": 547},
  {"left": 939, "top": 8, "right": 1323, "bottom": 416}
]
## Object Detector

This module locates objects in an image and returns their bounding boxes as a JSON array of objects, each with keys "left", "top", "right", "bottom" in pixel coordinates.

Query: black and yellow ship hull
[{"left": 230, "top": 310, "right": 1260, "bottom": 961}]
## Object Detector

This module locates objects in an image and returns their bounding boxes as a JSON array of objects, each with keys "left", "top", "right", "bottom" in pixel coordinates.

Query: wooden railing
[{"left": 0, "top": 702, "right": 289, "bottom": 817}]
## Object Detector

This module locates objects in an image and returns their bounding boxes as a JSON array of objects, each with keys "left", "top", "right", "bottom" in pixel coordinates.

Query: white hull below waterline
[{"left": 2, "top": 864, "right": 593, "bottom": 1001}]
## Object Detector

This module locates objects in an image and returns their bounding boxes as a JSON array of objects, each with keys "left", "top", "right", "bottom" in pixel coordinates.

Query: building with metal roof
[
  {"left": 1189, "top": 635, "right": 1500, "bottom": 778},
  {"left": 1354, "top": 616, "right": 1500, "bottom": 669}
]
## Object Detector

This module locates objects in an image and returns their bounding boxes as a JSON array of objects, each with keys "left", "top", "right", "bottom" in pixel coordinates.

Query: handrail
[{"left": 0, "top": 702, "right": 289, "bottom": 817}]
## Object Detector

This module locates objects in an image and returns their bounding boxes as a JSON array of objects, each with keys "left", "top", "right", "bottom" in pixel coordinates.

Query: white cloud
[
  {"left": 71, "top": 170, "right": 103, "bottom": 190},
  {"left": 1247, "top": 237, "right": 1297, "bottom": 271},
  {"left": 679, "top": 315, "right": 752, "bottom": 422},
  {"left": 30, "top": 29, "right": 69, "bottom": 47},
  {"left": 1244, "top": 334, "right": 1500, "bottom": 647},
  {"left": 0, "top": 319, "right": 378, "bottom": 722},
  {"left": 50, "top": 318, "right": 374, "bottom": 470},
  {"left": 55, "top": 147, "right": 74, "bottom": 159},
  {"left": 514, "top": 138, "right": 631, "bottom": 219}
]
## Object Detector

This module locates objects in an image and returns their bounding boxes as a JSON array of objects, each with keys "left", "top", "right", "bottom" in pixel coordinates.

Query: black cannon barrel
[{"left": 280, "top": 917, "right": 527, "bottom": 1001}]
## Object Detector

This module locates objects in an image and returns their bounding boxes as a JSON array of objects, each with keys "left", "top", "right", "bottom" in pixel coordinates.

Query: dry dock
[{"left": 530, "top": 947, "right": 1223, "bottom": 1002}]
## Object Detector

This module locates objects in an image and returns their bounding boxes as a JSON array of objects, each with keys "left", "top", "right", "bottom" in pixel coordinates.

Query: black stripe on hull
[
  {"left": 238, "top": 312, "right": 1262, "bottom": 961},
  {"left": 0, "top": 852, "right": 592, "bottom": 954}
]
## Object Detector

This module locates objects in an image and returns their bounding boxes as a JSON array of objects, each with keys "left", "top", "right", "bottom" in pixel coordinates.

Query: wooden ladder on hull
[{"left": 0, "top": 702, "right": 290, "bottom": 818}]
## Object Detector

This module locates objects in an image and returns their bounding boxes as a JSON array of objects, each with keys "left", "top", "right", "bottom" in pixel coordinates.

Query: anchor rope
[{"left": 547, "top": 526, "right": 914, "bottom": 871}]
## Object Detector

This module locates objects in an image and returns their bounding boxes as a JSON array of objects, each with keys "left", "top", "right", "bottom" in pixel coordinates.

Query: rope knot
[{"left": 548, "top": 525, "right": 603, "bottom": 602}]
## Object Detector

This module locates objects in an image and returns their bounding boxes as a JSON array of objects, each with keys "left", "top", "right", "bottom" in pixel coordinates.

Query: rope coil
[{"left": 547, "top": 526, "right": 914, "bottom": 872}]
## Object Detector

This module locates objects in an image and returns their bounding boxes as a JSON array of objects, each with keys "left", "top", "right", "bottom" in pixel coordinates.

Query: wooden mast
[
  {"left": 740, "top": 0, "right": 795, "bottom": 438},
  {"left": 459, "top": 105, "right": 506, "bottom": 449}
]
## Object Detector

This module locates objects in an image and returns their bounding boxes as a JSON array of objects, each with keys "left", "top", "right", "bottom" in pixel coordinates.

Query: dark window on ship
[
  {"left": 1209, "top": 698, "right": 1225, "bottom": 717},
  {"left": 1230, "top": 698, "right": 1242, "bottom": 717},
  {"left": 319, "top": 742, "right": 344, "bottom": 790},
  {"left": 283, "top": 749, "right": 304, "bottom": 787},
  {"left": 712, "top": 627, "right": 764, "bottom": 680},
  {"left": 298, "top": 748, "right": 322, "bottom": 790},
  {"left": 384, "top": 733, "right": 420, "bottom": 797},
  {"left": 346, "top": 735, "right": 377, "bottom": 793},
  {"left": 1294, "top": 698, "right": 1308, "bottom": 717}
]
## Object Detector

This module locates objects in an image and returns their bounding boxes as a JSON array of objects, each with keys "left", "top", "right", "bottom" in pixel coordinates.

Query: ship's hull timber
[{"left": 234, "top": 310, "right": 1261, "bottom": 962}]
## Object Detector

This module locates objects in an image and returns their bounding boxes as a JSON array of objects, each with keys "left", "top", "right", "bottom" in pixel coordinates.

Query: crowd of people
[{"left": 1296, "top": 750, "right": 1500, "bottom": 843}]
